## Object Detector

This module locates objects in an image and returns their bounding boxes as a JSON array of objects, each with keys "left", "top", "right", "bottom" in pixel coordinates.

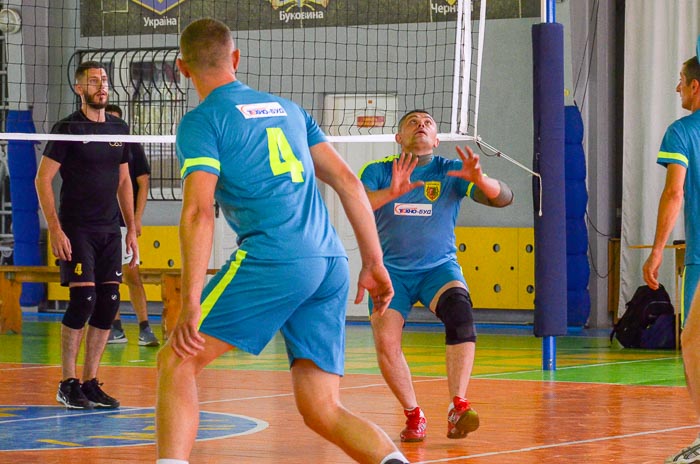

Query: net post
[
  {"left": 450, "top": 0, "right": 466, "bottom": 135},
  {"left": 536, "top": 0, "right": 564, "bottom": 373},
  {"left": 469, "top": 0, "right": 487, "bottom": 136},
  {"left": 542, "top": 336, "right": 556, "bottom": 371}
]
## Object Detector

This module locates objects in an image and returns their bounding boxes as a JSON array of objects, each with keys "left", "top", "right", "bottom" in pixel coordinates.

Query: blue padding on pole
[
  {"left": 564, "top": 104, "right": 590, "bottom": 327},
  {"left": 532, "top": 23, "right": 567, "bottom": 338},
  {"left": 564, "top": 145, "right": 586, "bottom": 179},
  {"left": 565, "top": 180, "right": 587, "bottom": 218},
  {"left": 7, "top": 110, "right": 44, "bottom": 306},
  {"left": 564, "top": 107, "right": 584, "bottom": 144}
]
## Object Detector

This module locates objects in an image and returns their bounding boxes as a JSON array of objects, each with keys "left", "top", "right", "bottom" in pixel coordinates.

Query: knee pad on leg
[
  {"left": 62, "top": 286, "right": 97, "bottom": 329},
  {"left": 89, "top": 284, "right": 120, "bottom": 330},
  {"left": 435, "top": 287, "right": 477, "bottom": 345}
]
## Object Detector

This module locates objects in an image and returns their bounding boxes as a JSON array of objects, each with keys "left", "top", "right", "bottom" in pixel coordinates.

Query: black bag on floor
[{"left": 610, "top": 284, "right": 675, "bottom": 349}]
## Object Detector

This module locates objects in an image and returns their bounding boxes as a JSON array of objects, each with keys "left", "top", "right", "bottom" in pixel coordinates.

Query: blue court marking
[{"left": 0, "top": 405, "right": 267, "bottom": 451}]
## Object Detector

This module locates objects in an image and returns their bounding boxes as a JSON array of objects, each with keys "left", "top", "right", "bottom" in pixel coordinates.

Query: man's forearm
[
  {"left": 179, "top": 204, "right": 214, "bottom": 306},
  {"left": 652, "top": 190, "right": 683, "bottom": 254}
]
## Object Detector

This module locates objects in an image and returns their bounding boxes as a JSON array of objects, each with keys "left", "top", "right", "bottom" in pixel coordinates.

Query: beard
[{"left": 85, "top": 92, "right": 108, "bottom": 110}]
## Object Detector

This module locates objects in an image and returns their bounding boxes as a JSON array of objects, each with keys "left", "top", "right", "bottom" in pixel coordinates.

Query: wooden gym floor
[{"left": 0, "top": 313, "right": 696, "bottom": 463}]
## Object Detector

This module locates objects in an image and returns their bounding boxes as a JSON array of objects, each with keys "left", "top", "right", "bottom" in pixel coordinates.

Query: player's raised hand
[
  {"left": 448, "top": 145, "right": 484, "bottom": 183},
  {"left": 389, "top": 151, "right": 425, "bottom": 197}
]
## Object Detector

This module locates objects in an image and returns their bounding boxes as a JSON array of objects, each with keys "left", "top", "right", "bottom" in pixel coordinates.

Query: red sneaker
[
  {"left": 447, "top": 396, "right": 479, "bottom": 439},
  {"left": 400, "top": 406, "right": 427, "bottom": 442}
]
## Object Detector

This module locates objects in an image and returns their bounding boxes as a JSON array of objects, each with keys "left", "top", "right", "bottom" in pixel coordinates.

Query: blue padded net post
[
  {"left": 532, "top": 9, "right": 567, "bottom": 371},
  {"left": 6, "top": 110, "right": 45, "bottom": 307}
]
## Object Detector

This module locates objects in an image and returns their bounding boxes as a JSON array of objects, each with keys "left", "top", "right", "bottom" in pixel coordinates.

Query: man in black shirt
[
  {"left": 104, "top": 103, "right": 159, "bottom": 347},
  {"left": 35, "top": 61, "right": 139, "bottom": 409}
]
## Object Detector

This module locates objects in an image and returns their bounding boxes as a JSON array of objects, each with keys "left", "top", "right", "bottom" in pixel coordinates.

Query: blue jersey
[
  {"left": 657, "top": 111, "right": 700, "bottom": 265},
  {"left": 176, "top": 81, "right": 345, "bottom": 260},
  {"left": 359, "top": 155, "right": 478, "bottom": 270}
]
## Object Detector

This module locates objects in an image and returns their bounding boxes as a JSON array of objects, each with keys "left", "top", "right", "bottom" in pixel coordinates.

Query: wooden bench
[{"left": 0, "top": 265, "right": 217, "bottom": 339}]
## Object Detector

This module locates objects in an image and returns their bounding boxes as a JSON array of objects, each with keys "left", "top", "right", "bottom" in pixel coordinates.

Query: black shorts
[{"left": 59, "top": 227, "right": 123, "bottom": 286}]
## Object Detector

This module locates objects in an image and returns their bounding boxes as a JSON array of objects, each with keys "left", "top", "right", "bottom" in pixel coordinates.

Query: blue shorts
[
  {"left": 199, "top": 250, "right": 349, "bottom": 376},
  {"left": 369, "top": 259, "right": 468, "bottom": 320},
  {"left": 682, "top": 264, "right": 700, "bottom": 325}
]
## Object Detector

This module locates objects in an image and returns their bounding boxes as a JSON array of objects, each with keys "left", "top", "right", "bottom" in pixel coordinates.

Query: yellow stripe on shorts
[{"left": 198, "top": 249, "right": 248, "bottom": 329}]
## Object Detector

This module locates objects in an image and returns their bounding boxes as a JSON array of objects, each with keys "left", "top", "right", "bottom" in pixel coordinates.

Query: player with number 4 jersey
[
  {"left": 157, "top": 18, "right": 409, "bottom": 464},
  {"left": 177, "top": 81, "right": 345, "bottom": 261}
]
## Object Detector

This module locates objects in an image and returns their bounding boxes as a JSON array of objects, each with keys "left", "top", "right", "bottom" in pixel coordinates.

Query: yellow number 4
[{"left": 267, "top": 128, "right": 304, "bottom": 183}]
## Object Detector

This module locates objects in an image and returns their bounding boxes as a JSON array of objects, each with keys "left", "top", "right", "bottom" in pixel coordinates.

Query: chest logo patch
[
  {"left": 237, "top": 102, "right": 288, "bottom": 119},
  {"left": 394, "top": 203, "right": 433, "bottom": 217},
  {"left": 424, "top": 181, "right": 441, "bottom": 202}
]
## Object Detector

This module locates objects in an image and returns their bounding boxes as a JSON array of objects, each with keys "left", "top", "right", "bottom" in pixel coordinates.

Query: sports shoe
[
  {"left": 81, "top": 378, "right": 120, "bottom": 409},
  {"left": 56, "top": 378, "right": 93, "bottom": 409},
  {"left": 138, "top": 326, "right": 160, "bottom": 346},
  {"left": 107, "top": 326, "right": 127, "bottom": 344},
  {"left": 400, "top": 406, "right": 427, "bottom": 442},
  {"left": 447, "top": 396, "right": 479, "bottom": 439},
  {"left": 665, "top": 437, "right": 700, "bottom": 463},
  {"left": 384, "top": 460, "right": 409, "bottom": 464}
]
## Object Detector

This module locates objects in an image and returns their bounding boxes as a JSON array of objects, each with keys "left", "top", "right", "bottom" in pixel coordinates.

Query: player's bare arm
[
  {"left": 172, "top": 170, "right": 215, "bottom": 358},
  {"left": 35, "top": 156, "right": 72, "bottom": 261},
  {"left": 311, "top": 141, "right": 394, "bottom": 314}
]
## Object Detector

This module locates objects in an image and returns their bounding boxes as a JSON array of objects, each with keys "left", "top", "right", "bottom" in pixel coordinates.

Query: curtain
[{"left": 620, "top": 0, "right": 700, "bottom": 316}]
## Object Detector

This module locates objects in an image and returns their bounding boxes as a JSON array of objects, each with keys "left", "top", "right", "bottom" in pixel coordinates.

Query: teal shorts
[
  {"left": 199, "top": 250, "right": 349, "bottom": 376},
  {"left": 369, "top": 259, "right": 468, "bottom": 320}
]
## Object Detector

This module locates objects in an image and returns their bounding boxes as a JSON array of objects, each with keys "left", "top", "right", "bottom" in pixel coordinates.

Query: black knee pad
[
  {"left": 89, "top": 284, "right": 120, "bottom": 330},
  {"left": 62, "top": 286, "right": 97, "bottom": 329},
  {"left": 435, "top": 287, "right": 477, "bottom": 345}
]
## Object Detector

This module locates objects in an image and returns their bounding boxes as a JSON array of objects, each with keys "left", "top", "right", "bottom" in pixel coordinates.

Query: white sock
[
  {"left": 156, "top": 460, "right": 188, "bottom": 464},
  {"left": 380, "top": 451, "right": 408, "bottom": 464}
]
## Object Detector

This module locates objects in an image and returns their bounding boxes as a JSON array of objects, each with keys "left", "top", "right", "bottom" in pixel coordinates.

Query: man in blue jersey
[
  {"left": 360, "top": 110, "right": 513, "bottom": 442},
  {"left": 155, "top": 18, "right": 409, "bottom": 464},
  {"left": 642, "top": 55, "right": 700, "bottom": 464}
]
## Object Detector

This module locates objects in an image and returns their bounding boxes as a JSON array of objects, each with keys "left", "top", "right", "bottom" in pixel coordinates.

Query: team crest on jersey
[
  {"left": 424, "top": 181, "right": 441, "bottom": 202},
  {"left": 236, "top": 102, "right": 288, "bottom": 119}
]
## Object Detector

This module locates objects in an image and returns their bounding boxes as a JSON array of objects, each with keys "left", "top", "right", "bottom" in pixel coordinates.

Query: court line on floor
[
  {"left": 413, "top": 424, "right": 700, "bottom": 463},
  {"left": 473, "top": 355, "right": 680, "bottom": 379},
  {"left": 0, "top": 364, "right": 60, "bottom": 371}
]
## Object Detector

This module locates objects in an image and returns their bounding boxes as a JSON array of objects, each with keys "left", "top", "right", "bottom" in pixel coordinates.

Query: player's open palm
[
  {"left": 448, "top": 145, "right": 484, "bottom": 183},
  {"left": 390, "top": 151, "right": 424, "bottom": 197}
]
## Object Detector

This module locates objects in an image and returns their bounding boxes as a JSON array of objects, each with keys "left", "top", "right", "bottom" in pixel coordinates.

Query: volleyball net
[{"left": 0, "top": 0, "right": 488, "bottom": 203}]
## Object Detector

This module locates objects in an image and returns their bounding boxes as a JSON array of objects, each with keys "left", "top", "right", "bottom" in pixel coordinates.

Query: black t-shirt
[
  {"left": 119, "top": 140, "right": 151, "bottom": 227},
  {"left": 129, "top": 142, "right": 150, "bottom": 201},
  {"left": 43, "top": 110, "right": 130, "bottom": 231}
]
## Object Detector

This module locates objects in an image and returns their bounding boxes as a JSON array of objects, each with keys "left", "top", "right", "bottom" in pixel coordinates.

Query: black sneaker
[
  {"left": 81, "top": 378, "right": 120, "bottom": 409},
  {"left": 56, "top": 378, "right": 93, "bottom": 409}
]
